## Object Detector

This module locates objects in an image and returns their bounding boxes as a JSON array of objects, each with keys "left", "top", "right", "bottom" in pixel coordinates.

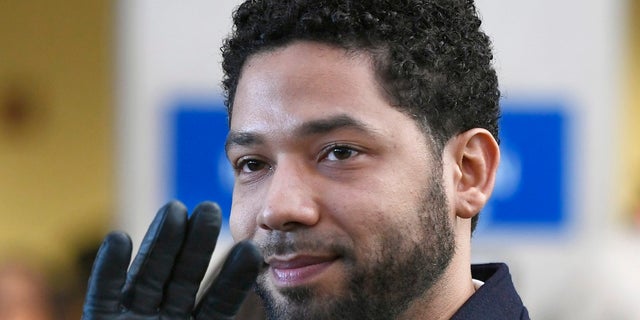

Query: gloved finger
[
  {"left": 121, "top": 201, "right": 188, "bottom": 314},
  {"left": 194, "top": 240, "right": 262, "bottom": 320},
  {"left": 82, "top": 231, "right": 132, "bottom": 317},
  {"left": 161, "top": 201, "right": 222, "bottom": 317}
]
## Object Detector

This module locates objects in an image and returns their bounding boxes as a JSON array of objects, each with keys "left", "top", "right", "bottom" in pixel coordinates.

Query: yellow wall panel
[
  {"left": 0, "top": 1, "right": 113, "bottom": 277},
  {"left": 620, "top": 0, "right": 640, "bottom": 226}
]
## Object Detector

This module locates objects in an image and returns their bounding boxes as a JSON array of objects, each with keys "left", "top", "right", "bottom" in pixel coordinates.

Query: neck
[{"left": 398, "top": 217, "right": 475, "bottom": 320}]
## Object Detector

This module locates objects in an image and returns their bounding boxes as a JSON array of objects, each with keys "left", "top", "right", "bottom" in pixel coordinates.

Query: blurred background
[{"left": 0, "top": 0, "right": 638, "bottom": 319}]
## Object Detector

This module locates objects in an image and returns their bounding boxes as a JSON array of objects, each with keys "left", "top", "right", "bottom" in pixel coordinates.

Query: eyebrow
[{"left": 225, "top": 114, "right": 376, "bottom": 152}]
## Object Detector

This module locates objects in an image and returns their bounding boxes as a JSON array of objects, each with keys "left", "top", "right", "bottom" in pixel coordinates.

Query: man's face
[{"left": 226, "top": 41, "right": 455, "bottom": 320}]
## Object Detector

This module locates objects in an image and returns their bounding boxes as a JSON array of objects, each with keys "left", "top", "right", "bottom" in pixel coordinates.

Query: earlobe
[{"left": 451, "top": 129, "right": 500, "bottom": 219}]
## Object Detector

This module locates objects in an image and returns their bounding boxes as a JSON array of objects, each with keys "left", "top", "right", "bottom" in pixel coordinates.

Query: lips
[{"left": 267, "top": 255, "right": 338, "bottom": 287}]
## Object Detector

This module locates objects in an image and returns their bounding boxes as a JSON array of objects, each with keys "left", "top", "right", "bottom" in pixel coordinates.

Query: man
[{"left": 82, "top": 0, "right": 529, "bottom": 319}]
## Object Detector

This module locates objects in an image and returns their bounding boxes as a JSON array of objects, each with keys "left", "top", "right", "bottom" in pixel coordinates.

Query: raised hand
[{"left": 82, "top": 201, "right": 262, "bottom": 320}]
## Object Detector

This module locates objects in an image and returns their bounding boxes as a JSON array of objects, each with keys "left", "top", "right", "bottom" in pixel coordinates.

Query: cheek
[
  {"left": 332, "top": 176, "right": 428, "bottom": 240},
  {"left": 229, "top": 200, "right": 257, "bottom": 241},
  {"left": 324, "top": 185, "right": 396, "bottom": 240}
]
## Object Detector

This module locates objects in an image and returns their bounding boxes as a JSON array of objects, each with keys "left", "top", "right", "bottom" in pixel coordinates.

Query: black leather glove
[{"left": 82, "top": 201, "right": 262, "bottom": 320}]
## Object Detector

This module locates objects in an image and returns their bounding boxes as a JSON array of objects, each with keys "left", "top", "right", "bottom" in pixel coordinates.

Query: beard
[{"left": 254, "top": 171, "right": 456, "bottom": 320}]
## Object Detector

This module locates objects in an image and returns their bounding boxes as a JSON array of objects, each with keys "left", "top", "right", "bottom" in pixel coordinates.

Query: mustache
[{"left": 256, "top": 232, "right": 352, "bottom": 258}]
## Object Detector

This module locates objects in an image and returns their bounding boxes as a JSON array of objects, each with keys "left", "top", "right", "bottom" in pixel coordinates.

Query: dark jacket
[{"left": 451, "top": 263, "right": 530, "bottom": 319}]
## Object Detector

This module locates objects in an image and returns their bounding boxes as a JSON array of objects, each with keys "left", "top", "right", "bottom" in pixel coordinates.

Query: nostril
[{"left": 258, "top": 199, "right": 320, "bottom": 231}]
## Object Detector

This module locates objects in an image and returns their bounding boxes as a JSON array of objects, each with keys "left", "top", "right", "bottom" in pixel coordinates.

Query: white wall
[
  {"left": 473, "top": 1, "right": 638, "bottom": 319},
  {"left": 115, "top": 0, "right": 238, "bottom": 256},
  {"left": 117, "top": 1, "right": 637, "bottom": 318}
]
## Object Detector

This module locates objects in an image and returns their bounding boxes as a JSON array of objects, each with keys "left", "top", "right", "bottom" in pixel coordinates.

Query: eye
[
  {"left": 237, "top": 158, "right": 269, "bottom": 173},
  {"left": 325, "top": 145, "right": 359, "bottom": 161}
]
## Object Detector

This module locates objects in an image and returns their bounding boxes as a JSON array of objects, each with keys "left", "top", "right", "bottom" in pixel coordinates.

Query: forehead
[{"left": 230, "top": 41, "right": 397, "bottom": 132}]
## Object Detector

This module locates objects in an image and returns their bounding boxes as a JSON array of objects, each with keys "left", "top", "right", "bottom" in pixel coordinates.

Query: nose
[{"left": 257, "top": 159, "right": 320, "bottom": 231}]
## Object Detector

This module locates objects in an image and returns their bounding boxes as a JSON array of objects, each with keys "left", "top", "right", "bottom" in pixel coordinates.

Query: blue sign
[
  {"left": 169, "top": 99, "right": 569, "bottom": 233},
  {"left": 480, "top": 101, "right": 568, "bottom": 232},
  {"left": 169, "top": 100, "right": 233, "bottom": 224}
]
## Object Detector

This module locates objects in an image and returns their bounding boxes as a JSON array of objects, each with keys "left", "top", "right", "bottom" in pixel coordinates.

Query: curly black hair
[{"left": 221, "top": 0, "right": 500, "bottom": 230}]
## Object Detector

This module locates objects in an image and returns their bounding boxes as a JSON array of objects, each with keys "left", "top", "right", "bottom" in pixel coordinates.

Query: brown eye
[
  {"left": 326, "top": 146, "right": 358, "bottom": 161},
  {"left": 240, "top": 159, "right": 268, "bottom": 173}
]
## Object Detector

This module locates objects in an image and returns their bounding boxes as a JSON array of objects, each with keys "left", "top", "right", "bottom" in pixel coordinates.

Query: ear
[{"left": 447, "top": 128, "right": 500, "bottom": 219}]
